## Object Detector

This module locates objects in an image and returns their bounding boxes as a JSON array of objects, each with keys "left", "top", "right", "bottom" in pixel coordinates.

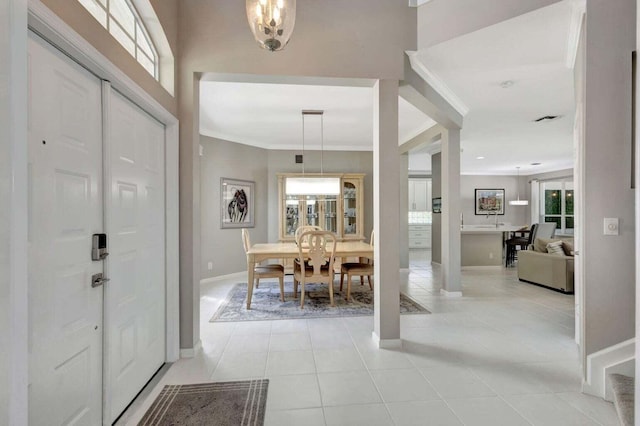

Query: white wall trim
[
  {"left": 565, "top": 0, "right": 586, "bottom": 69},
  {"left": 372, "top": 332, "right": 403, "bottom": 349},
  {"left": 405, "top": 51, "right": 470, "bottom": 117},
  {"left": 180, "top": 340, "right": 202, "bottom": 359},
  {"left": 200, "top": 271, "right": 246, "bottom": 285},
  {"left": 582, "top": 338, "right": 636, "bottom": 399},
  {"left": 440, "top": 289, "right": 462, "bottom": 297},
  {"left": 27, "top": 0, "right": 180, "bottom": 364}
]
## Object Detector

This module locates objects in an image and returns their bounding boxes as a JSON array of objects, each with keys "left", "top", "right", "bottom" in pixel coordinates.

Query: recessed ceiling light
[
  {"left": 530, "top": 162, "right": 542, "bottom": 166},
  {"left": 476, "top": 156, "right": 485, "bottom": 160},
  {"left": 499, "top": 80, "right": 514, "bottom": 89}
]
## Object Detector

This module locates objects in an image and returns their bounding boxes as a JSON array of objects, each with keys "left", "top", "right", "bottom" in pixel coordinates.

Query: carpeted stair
[{"left": 609, "top": 373, "right": 634, "bottom": 426}]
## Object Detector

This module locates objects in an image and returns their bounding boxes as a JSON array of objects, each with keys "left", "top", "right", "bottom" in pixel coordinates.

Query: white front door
[
  {"left": 105, "top": 89, "right": 166, "bottom": 423},
  {"left": 28, "top": 33, "right": 104, "bottom": 426}
]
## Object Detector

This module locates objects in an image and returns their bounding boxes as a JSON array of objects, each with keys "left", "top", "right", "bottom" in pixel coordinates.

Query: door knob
[{"left": 91, "top": 273, "right": 110, "bottom": 288}]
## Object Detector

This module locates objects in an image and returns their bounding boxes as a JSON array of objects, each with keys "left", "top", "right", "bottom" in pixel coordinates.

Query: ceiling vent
[{"left": 533, "top": 115, "right": 561, "bottom": 123}]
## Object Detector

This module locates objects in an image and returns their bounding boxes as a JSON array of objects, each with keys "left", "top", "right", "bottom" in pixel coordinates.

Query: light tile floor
[{"left": 119, "top": 250, "right": 619, "bottom": 426}]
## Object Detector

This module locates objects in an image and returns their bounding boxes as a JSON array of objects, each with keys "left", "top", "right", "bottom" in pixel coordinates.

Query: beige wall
[
  {"left": 418, "top": 0, "right": 562, "bottom": 49},
  {"left": 178, "top": 0, "right": 416, "bottom": 349},
  {"left": 200, "top": 136, "right": 269, "bottom": 279},
  {"left": 40, "top": 0, "right": 177, "bottom": 115},
  {"left": 583, "top": 0, "right": 636, "bottom": 355}
]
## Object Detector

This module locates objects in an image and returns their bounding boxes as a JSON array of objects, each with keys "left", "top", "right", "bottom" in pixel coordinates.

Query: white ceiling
[
  {"left": 199, "top": 0, "right": 576, "bottom": 176},
  {"left": 416, "top": 0, "right": 576, "bottom": 175},
  {"left": 199, "top": 82, "right": 436, "bottom": 151}
]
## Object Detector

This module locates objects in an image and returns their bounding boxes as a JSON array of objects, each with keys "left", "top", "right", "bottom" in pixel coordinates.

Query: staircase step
[{"left": 609, "top": 373, "right": 634, "bottom": 426}]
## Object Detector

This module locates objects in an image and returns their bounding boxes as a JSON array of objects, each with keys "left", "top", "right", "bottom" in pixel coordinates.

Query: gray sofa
[{"left": 517, "top": 237, "right": 575, "bottom": 293}]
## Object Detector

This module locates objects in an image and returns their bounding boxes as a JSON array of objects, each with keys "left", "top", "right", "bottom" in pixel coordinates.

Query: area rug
[
  {"left": 139, "top": 379, "right": 268, "bottom": 426},
  {"left": 210, "top": 280, "right": 429, "bottom": 322}
]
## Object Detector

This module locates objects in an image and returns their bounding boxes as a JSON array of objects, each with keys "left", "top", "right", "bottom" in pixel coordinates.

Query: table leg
[{"left": 247, "top": 255, "right": 255, "bottom": 309}]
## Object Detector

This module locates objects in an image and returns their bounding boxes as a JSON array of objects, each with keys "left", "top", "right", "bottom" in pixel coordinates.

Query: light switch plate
[{"left": 604, "top": 218, "right": 619, "bottom": 235}]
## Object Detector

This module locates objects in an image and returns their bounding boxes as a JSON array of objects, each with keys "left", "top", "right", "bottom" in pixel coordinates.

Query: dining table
[{"left": 245, "top": 241, "right": 374, "bottom": 309}]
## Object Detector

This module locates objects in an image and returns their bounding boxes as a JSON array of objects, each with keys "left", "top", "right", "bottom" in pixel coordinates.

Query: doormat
[
  {"left": 210, "top": 280, "right": 429, "bottom": 322},
  {"left": 139, "top": 379, "right": 268, "bottom": 426}
]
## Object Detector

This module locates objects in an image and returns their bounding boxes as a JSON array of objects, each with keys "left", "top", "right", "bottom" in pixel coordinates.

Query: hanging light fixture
[
  {"left": 509, "top": 166, "right": 529, "bottom": 206},
  {"left": 286, "top": 110, "right": 341, "bottom": 196},
  {"left": 246, "top": 0, "right": 296, "bottom": 52}
]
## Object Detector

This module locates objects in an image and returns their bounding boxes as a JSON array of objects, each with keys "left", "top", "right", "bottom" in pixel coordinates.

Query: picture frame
[
  {"left": 475, "top": 188, "right": 505, "bottom": 215},
  {"left": 432, "top": 197, "right": 442, "bottom": 214},
  {"left": 221, "top": 177, "right": 255, "bottom": 228}
]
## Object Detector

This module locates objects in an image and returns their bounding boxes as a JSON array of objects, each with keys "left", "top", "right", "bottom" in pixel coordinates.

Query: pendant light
[
  {"left": 246, "top": 0, "right": 296, "bottom": 52},
  {"left": 509, "top": 166, "right": 529, "bottom": 206},
  {"left": 286, "top": 110, "right": 340, "bottom": 195}
]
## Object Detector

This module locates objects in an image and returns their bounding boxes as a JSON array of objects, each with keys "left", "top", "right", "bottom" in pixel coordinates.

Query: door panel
[
  {"left": 28, "top": 33, "right": 103, "bottom": 426},
  {"left": 106, "top": 89, "right": 166, "bottom": 422}
]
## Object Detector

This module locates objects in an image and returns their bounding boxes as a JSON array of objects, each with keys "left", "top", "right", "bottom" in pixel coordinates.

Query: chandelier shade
[{"left": 246, "top": 0, "right": 296, "bottom": 52}]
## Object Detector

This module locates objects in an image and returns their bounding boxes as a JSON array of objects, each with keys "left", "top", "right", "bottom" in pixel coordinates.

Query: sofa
[{"left": 517, "top": 237, "right": 574, "bottom": 293}]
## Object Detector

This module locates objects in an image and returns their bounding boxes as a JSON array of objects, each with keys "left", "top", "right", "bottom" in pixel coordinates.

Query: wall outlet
[
  {"left": 489, "top": 252, "right": 494, "bottom": 259},
  {"left": 207, "top": 261, "right": 213, "bottom": 271}
]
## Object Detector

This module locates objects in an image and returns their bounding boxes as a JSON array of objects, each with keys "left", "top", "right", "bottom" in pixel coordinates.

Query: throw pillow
[
  {"left": 533, "top": 238, "right": 562, "bottom": 252},
  {"left": 562, "top": 241, "right": 574, "bottom": 256},
  {"left": 546, "top": 241, "right": 565, "bottom": 255}
]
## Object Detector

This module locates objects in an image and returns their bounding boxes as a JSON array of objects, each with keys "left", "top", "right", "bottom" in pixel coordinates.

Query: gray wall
[
  {"left": 583, "top": 0, "right": 636, "bottom": 356},
  {"left": 432, "top": 153, "right": 442, "bottom": 263},
  {"left": 200, "top": 136, "right": 269, "bottom": 278},
  {"left": 266, "top": 150, "right": 374, "bottom": 244},
  {"left": 461, "top": 175, "right": 528, "bottom": 227}
]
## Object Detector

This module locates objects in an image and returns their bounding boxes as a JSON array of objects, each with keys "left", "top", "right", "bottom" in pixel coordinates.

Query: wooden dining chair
[
  {"left": 242, "top": 228, "right": 285, "bottom": 301},
  {"left": 293, "top": 230, "right": 337, "bottom": 309},
  {"left": 294, "top": 225, "right": 322, "bottom": 245},
  {"left": 339, "top": 230, "right": 374, "bottom": 301}
]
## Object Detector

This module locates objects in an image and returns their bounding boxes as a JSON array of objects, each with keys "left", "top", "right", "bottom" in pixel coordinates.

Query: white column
[
  {"left": 440, "top": 128, "right": 462, "bottom": 295},
  {"left": 0, "top": 0, "right": 28, "bottom": 423},
  {"left": 399, "top": 153, "right": 409, "bottom": 269},
  {"left": 372, "top": 80, "right": 401, "bottom": 347}
]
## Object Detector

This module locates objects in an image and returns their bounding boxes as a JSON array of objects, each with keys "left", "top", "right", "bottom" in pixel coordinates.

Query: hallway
[{"left": 120, "top": 252, "right": 618, "bottom": 425}]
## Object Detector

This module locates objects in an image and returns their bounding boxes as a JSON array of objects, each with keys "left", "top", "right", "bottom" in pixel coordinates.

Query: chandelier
[{"left": 246, "top": 0, "right": 296, "bottom": 52}]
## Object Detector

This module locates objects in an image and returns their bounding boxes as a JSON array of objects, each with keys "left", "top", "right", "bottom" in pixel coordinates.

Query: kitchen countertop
[{"left": 461, "top": 225, "right": 526, "bottom": 233}]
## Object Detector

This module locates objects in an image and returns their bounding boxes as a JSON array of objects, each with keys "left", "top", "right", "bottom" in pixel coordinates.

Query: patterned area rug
[
  {"left": 139, "top": 380, "right": 268, "bottom": 426},
  {"left": 210, "top": 280, "right": 429, "bottom": 322}
]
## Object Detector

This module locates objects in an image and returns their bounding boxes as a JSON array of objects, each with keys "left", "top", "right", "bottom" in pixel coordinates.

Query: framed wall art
[
  {"left": 475, "top": 188, "right": 505, "bottom": 215},
  {"left": 221, "top": 177, "right": 255, "bottom": 228}
]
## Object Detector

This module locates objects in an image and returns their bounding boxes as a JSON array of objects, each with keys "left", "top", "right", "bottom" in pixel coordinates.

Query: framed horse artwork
[{"left": 221, "top": 177, "right": 255, "bottom": 228}]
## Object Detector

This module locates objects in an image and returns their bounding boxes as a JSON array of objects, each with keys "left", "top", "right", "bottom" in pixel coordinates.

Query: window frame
[
  {"left": 540, "top": 180, "right": 574, "bottom": 235},
  {"left": 78, "top": 0, "right": 159, "bottom": 80}
]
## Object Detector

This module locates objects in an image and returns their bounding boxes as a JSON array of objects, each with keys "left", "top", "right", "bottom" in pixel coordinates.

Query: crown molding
[
  {"left": 406, "top": 51, "right": 470, "bottom": 117},
  {"left": 565, "top": 0, "right": 586, "bottom": 69}
]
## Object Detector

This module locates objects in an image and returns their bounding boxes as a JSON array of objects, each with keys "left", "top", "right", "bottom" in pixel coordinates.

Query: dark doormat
[{"left": 139, "top": 379, "right": 268, "bottom": 426}]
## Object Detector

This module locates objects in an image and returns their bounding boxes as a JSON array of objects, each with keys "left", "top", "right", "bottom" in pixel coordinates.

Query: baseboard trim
[
  {"left": 440, "top": 289, "right": 462, "bottom": 297},
  {"left": 372, "top": 332, "right": 403, "bottom": 349},
  {"left": 200, "top": 272, "right": 245, "bottom": 285},
  {"left": 582, "top": 337, "right": 635, "bottom": 399},
  {"left": 180, "top": 340, "right": 202, "bottom": 358}
]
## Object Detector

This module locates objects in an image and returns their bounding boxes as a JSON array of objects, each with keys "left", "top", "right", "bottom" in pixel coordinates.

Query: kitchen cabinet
[
  {"left": 409, "top": 178, "right": 431, "bottom": 211},
  {"left": 409, "top": 224, "right": 432, "bottom": 249}
]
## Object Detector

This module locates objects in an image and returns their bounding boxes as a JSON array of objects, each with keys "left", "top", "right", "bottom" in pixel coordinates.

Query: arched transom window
[{"left": 78, "top": 0, "right": 158, "bottom": 79}]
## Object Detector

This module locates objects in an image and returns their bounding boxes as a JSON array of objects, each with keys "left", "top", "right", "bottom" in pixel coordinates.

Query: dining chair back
[
  {"left": 241, "top": 228, "right": 285, "bottom": 301},
  {"left": 294, "top": 225, "right": 322, "bottom": 246},
  {"left": 532, "top": 222, "right": 557, "bottom": 240},
  {"left": 339, "top": 230, "right": 375, "bottom": 301},
  {"left": 293, "top": 230, "right": 337, "bottom": 309}
]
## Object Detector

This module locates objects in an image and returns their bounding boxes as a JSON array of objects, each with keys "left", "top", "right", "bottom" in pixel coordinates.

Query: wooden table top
[{"left": 247, "top": 241, "right": 373, "bottom": 258}]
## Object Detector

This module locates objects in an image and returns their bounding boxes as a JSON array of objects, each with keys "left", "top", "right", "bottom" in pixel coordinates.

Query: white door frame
[{"left": 27, "top": 0, "right": 180, "bottom": 369}]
